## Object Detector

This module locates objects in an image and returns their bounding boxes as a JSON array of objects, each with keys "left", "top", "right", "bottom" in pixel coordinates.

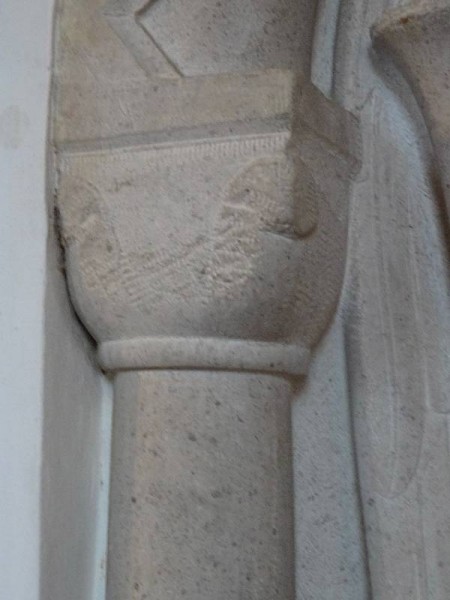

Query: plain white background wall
[{"left": 0, "top": 0, "right": 54, "bottom": 598}]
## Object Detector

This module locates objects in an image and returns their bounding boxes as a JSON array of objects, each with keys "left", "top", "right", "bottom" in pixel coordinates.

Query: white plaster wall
[
  {"left": 0, "top": 1, "right": 54, "bottom": 598},
  {"left": 40, "top": 233, "right": 112, "bottom": 600},
  {"left": 0, "top": 3, "right": 111, "bottom": 600}
]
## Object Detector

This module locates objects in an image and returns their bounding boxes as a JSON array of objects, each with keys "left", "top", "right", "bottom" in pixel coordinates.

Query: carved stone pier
[
  {"left": 56, "top": 82, "right": 359, "bottom": 599},
  {"left": 52, "top": 1, "right": 360, "bottom": 597}
]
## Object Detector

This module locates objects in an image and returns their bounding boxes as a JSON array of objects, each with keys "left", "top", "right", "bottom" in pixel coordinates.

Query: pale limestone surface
[
  {"left": 52, "top": 0, "right": 361, "bottom": 598},
  {"left": 48, "top": 0, "right": 450, "bottom": 599},
  {"left": 0, "top": 1, "right": 56, "bottom": 599},
  {"left": 325, "top": 0, "right": 450, "bottom": 597},
  {"left": 293, "top": 317, "right": 369, "bottom": 599},
  {"left": 374, "top": 0, "right": 450, "bottom": 214},
  {"left": 108, "top": 371, "right": 295, "bottom": 599},
  {"left": 58, "top": 84, "right": 359, "bottom": 354}
]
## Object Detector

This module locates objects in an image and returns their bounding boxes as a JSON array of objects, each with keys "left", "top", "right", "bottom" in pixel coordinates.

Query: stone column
[
  {"left": 52, "top": 1, "right": 361, "bottom": 596},
  {"left": 373, "top": 0, "right": 450, "bottom": 214},
  {"left": 55, "top": 81, "right": 359, "bottom": 599}
]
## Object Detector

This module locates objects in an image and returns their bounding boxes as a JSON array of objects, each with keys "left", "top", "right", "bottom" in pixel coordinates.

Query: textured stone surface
[
  {"left": 7, "top": 0, "right": 449, "bottom": 596},
  {"left": 49, "top": 0, "right": 450, "bottom": 598},
  {"left": 54, "top": 0, "right": 361, "bottom": 365},
  {"left": 108, "top": 371, "right": 295, "bottom": 600},
  {"left": 328, "top": 0, "right": 450, "bottom": 597},
  {"left": 293, "top": 318, "right": 368, "bottom": 599},
  {"left": 373, "top": 0, "right": 450, "bottom": 215},
  {"left": 58, "top": 87, "right": 359, "bottom": 351},
  {"left": 52, "top": 1, "right": 362, "bottom": 597},
  {"left": 111, "top": 0, "right": 318, "bottom": 77}
]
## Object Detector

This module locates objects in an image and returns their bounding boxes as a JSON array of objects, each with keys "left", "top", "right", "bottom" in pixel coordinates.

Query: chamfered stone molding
[{"left": 373, "top": 0, "right": 450, "bottom": 213}]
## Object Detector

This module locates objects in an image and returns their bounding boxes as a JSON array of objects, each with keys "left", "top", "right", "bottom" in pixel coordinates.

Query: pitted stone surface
[
  {"left": 51, "top": 1, "right": 361, "bottom": 599},
  {"left": 138, "top": 0, "right": 316, "bottom": 76},
  {"left": 108, "top": 371, "right": 295, "bottom": 600},
  {"left": 58, "top": 104, "right": 359, "bottom": 348},
  {"left": 47, "top": 0, "right": 450, "bottom": 598},
  {"left": 325, "top": 0, "right": 450, "bottom": 597},
  {"left": 373, "top": 0, "right": 450, "bottom": 214}
]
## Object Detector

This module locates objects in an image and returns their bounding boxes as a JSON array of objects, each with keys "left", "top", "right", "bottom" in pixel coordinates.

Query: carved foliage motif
[
  {"left": 209, "top": 156, "right": 319, "bottom": 298},
  {"left": 58, "top": 133, "right": 330, "bottom": 344}
]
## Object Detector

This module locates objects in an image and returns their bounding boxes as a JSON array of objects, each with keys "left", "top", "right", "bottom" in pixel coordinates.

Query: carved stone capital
[
  {"left": 54, "top": 3, "right": 360, "bottom": 597},
  {"left": 373, "top": 0, "right": 450, "bottom": 212},
  {"left": 58, "top": 78, "right": 360, "bottom": 377}
]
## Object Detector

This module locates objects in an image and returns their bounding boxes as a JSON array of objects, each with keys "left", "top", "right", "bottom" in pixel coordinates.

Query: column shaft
[{"left": 107, "top": 370, "right": 295, "bottom": 600}]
